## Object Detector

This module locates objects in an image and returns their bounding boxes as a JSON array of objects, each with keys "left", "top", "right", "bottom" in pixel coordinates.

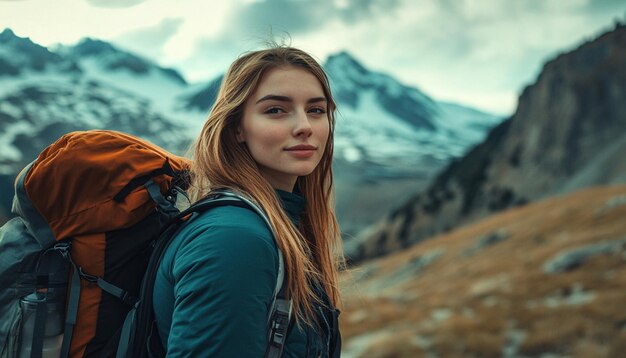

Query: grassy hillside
[{"left": 340, "top": 185, "right": 626, "bottom": 357}]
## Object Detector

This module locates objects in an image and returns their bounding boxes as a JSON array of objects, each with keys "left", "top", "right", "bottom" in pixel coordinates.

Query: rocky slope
[
  {"left": 347, "top": 23, "right": 626, "bottom": 263},
  {"left": 340, "top": 184, "right": 626, "bottom": 357}
]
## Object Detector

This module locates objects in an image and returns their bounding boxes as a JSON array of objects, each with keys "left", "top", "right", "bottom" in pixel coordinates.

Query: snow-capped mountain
[
  {"left": 0, "top": 28, "right": 501, "bottom": 230},
  {"left": 56, "top": 39, "right": 195, "bottom": 120},
  {"left": 325, "top": 52, "right": 501, "bottom": 177},
  {"left": 0, "top": 30, "right": 198, "bottom": 175},
  {"left": 0, "top": 29, "right": 80, "bottom": 76}
]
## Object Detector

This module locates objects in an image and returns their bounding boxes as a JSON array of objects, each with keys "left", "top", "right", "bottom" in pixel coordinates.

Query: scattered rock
[
  {"left": 341, "top": 330, "right": 392, "bottom": 358},
  {"left": 470, "top": 274, "right": 510, "bottom": 296},
  {"left": 482, "top": 296, "right": 498, "bottom": 306},
  {"left": 543, "top": 238, "right": 626, "bottom": 273},
  {"left": 544, "top": 283, "right": 596, "bottom": 308},
  {"left": 411, "top": 335, "right": 433, "bottom": 352},
  {"left": 606, "top": 195, "right": 626, "bottom": 208},
  {"left": 595, "top": 194, "right": 626, "bottom": 216},
  {"left": 392, "top": 248, "right": 444, "bottom": 282},
  {"left": 462, "top": 229, "right": 510, "bottom": 257},
  {"left": 365, "top": 248, "right": 444, "bottom": 292},
  {"left": 348, "top": 310, "right": 369, "bottom": 324},
  {"left": 431, "top": 308, "right": 452, "bottom": 323},
  {"left": 461, "top": 308, "right": 475, "bottom": 319},
  {"left": 502, "top": 328, "right": 526, "bottom": 358},
  {"left": 390, "top": 291, "right": 420, "bottom": 303}
]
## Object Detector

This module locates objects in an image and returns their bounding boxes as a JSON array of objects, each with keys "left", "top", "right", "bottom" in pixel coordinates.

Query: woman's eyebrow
[
  {"left": 308, "top": 97, "right": 327, "bottom": 104},
  {"left": 256, "top": 95, "right": 327, "bottom": 104}
]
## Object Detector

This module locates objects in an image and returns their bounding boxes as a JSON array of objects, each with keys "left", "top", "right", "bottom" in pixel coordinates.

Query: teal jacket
[{"left": 153, "top": 190, "right": 341, "bottom": 357}]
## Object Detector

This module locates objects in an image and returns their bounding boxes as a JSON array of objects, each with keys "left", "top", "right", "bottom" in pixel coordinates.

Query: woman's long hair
[{"left": 188, "top": 46, "right": 344, "bottom": 325}]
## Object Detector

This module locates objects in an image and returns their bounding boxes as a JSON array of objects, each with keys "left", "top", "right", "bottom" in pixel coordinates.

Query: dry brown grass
[{"left": 340, "top": 185, "right": 626, "bottom": 357}]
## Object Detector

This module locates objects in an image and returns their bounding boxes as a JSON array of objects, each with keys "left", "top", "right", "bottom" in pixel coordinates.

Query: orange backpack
[
  {"left": 0, "top": 130, "right": 293, "bottom": 358},
  {"left": 0, "top": 130, "right": 190, "bottom": 357}
]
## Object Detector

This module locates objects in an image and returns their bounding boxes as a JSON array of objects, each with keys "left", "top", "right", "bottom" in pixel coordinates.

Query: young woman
[{"left": 152, "top": 47, "right": 344, "bottom": 357}]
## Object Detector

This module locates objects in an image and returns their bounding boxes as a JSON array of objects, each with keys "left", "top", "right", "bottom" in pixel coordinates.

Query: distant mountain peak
[
  {"left": 0, "top": 28, "right": 76, "bottom": 77},
  {"left": 325, "top": 51, "right": 368, "bottom": 74},
  {"left": 324, "top": 50, "right": 437, "bottom": 130},
  {"left": 0, "top": 28, "right": 40, "bottom": 49},
  {"left": 72, "top": 37, "right": 118, "bottom": 56},
  {"left": 67, "top": 37, "right": 187, "bottom": 85},
  {"left": 0, "top": 28, "right": 16, "bottom": 41}
]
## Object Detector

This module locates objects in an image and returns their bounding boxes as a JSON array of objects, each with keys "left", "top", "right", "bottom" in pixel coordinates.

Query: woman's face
[{"left": 238, "top": 66, "right": 330, "bottom": 192}]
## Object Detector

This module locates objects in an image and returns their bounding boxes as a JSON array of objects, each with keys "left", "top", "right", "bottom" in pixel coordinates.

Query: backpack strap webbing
[
  {"left": 31, "top": 300, "right": 46, "bottom": 358},
  {"left": 113, "top": 159, "right": 177, "bottom": 203},
  {"left": 30, "top": 248, "right": 55, "bottom": 358},
  {"left": 58, "top": 243, "right": 80, "bottom": 358}
]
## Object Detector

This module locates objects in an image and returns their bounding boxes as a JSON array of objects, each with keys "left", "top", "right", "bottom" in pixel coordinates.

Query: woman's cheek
[
  {"left": 316, "top": 120, "right": 330, "bottom": 144},
  {"left": 263, "top": 126, "right": 291, "bottom": 144}
]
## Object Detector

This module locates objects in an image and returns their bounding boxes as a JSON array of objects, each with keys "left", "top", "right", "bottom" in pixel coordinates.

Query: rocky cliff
[{"left": 347, "top": 23, "right": 626, "bottom": 263}]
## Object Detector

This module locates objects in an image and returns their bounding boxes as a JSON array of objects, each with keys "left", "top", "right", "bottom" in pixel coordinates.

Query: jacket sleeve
[{"left": 165, "top": 209, "right": 279, "bottom": 357}]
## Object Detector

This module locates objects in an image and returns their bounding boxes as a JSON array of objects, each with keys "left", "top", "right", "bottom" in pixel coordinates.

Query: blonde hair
[{"left": 188, "top": 46, "right": 344, "bottom": 325}]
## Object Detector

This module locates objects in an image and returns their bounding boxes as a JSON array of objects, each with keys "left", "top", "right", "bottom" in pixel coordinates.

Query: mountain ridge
[
  {"left": 0, "top": 29, "right": 500, "bottom": 229},
  {"left": 63, "top": 37, "right": 187, "bottom": 85},
  {"left": 0, "top": 28, "right": 80, "bottom": 77}
]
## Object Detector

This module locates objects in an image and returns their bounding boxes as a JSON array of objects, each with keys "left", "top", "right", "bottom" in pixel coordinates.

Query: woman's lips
[{"left": 285, "top": 145, "right": 317, "bottom": 158}]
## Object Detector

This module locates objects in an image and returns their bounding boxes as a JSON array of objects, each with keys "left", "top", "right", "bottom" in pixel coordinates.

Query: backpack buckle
[
  {"left": 78, "top": 267, "right": 99, "bottom": 283},
  {"left": 52, "top": 242, "right": 71, "bottom": 259},
  {"left": 268, "top": 299, "right": 292, "bottom": 347}
]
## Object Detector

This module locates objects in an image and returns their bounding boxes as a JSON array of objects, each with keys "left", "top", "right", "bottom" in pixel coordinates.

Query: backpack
[{"left": 0, "top": 130, "right": 292, "bottom": 358}]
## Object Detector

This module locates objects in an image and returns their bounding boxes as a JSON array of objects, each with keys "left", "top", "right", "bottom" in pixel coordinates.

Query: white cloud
[
  {"left": 112, "top": 17, "right": 184, "bottom": 61},
  {"left": 85, "top": 0, "right": 146, "bottom": 8}
]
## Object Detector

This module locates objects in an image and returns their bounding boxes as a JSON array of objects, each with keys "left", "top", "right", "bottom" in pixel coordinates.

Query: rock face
[{"left": 347, "top": 23, "right": 626, "bottom": 263}]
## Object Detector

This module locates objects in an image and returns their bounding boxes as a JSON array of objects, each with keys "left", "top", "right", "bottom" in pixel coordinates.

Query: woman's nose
[{"left": 293, "top": 110, "right": 312, "bottom": 138}]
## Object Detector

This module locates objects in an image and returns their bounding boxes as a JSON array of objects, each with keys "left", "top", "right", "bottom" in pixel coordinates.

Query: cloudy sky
[{"left": 1, "top": 0, "right": 624, "bottom": 115}]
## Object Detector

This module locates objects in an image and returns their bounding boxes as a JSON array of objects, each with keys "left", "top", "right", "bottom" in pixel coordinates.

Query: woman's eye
[
  {"left": 309, "top": 107, "right": 327, "bottom": 115},
  {"left": 265, "top": 107, "right": 284, "bottom": 114}
]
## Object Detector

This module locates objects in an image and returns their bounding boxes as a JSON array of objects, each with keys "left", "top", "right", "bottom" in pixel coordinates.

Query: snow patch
[{"left": 0, "top": 121, "right": 32, "bottom": 162}]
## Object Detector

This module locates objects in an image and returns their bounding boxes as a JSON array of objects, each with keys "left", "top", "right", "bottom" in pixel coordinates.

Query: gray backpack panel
[{"left": 0, "top": 217, "right": 68, "bottom": 358}]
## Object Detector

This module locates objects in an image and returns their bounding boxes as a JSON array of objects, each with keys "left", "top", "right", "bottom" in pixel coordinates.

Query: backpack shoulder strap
[
  {"left": 204, "top": 191, "right": 292, "bottom": 358},
  {"left": 205, "top": 190, "right": 286, "bottom": 301},
  {"left": 118, "top": 190, "right": 292, "bottom": 358}
]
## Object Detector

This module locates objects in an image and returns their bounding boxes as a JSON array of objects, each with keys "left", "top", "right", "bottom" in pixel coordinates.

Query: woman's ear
[{"left": 236, "top": 127, "right": 245, "bottom": 143}]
